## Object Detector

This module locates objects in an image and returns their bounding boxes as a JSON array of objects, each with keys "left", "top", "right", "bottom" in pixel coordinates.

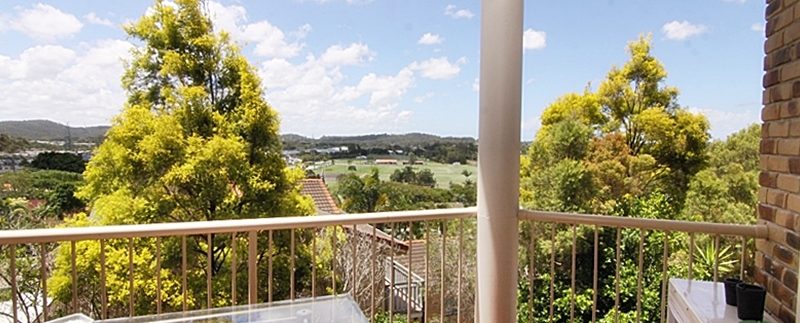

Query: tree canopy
[{"left": 50, "top": 0, "right": 314, "bottom": 316}]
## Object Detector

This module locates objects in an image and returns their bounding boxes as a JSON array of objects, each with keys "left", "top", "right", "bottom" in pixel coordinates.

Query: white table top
[{"left": 668, "top": 278, "right": 777, "bottom": 323}]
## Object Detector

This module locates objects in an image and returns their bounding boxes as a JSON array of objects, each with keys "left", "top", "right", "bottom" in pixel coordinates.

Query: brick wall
[{"left": 759, "top": 0, "right": 800, "bottom": 321}]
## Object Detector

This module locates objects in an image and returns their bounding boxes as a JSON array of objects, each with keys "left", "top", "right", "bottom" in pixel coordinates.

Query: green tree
[
  {"left": 31, "top": 152, "right": 86, "bottom": 173},
  {"left": 50, "top": 0, "right": 314, "bottom": 316}
]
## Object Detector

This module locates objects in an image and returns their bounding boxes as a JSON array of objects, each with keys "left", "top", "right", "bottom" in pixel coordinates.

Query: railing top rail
[
  {"left": 0, "top": 207, "right": 476, "bottom": 245},
  {"left": 519, "top": 209, "right": 768, "bottom": 239}
]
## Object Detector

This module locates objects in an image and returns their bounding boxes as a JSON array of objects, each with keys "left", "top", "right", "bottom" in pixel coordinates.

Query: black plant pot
[
  {"left": 723, "top": 278, "right": 743, "bottom": 306},
  {"left": 736, "top": 283, "right": 766, "bottom": 321}
]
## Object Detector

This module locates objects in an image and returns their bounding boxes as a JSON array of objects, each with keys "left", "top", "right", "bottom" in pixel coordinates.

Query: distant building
[{"left": 375, "top": 159, "right": 398, "bottom": 165}]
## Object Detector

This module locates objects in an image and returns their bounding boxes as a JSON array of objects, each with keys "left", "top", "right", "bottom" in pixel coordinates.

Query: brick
[
  {"left": 768, "top": 0, "right": 782, "bottom": 18},
  {"left": 776, "top": 173, "right": 800, "bottom": 191},
  {"left": 766, "top": 30, "right": 784, "bottom": 54},
  {"left": 777, "top": 209, "right": 797, "bottom": 228},
  {"left": 790, "top": 119, "right": 800, "bottom": 136},
  {"left": 781, "top": 58, "right": 800, "bottom": 80},
  {"left": 761, "top": 187, "right": 770, "bottom": 204},
  {"left": 763, "top": 138, "right": 777, "bottom": 154},
  {"left": 784, "top": 20, "right": 800, "bottom": 43},
  {"left": 789, "top": 230, "right": 800, "bottom": 250},
  {"left": 778, "top": 138, "right": 800, "bottom": 155},
  {"left": 766, "top": 287, "right": 781, "bottom": 315},
  {"left": 768, "top": 188, "right": 788, "bottom": 207},
  {"left": 781, "top": 100, "right": 800, "bottom": 118},
  {"left": 769, "top": 222, "right": 789, "bottom": 245},
  {"left": 766, "top": 69, "right": 781, "bottom": 87},
  {"left": 778, "top": 305, "right": 796, "bottom": 323},
  {"left": 761, "top": 203, "right": 778, "bottom": 221},
  {"left": 763, "top": 104, "right": 782, "bottom": 121},
  {"left": 756, "top": 268, "right": 770, "bottom": 288},
  {"left": 770, "top": 121, "right": 791, "bottom": 137},
  {"left": 783, "top": 269, "right": 798, "bottom": 292},
  {"left": 786, "top": 194, "right": 800, "bottom": 212},
  {"left": 770, "top": 277, "right": 795, "bottom": 308},
  {"left": 762, "top": 171, "right": 779, "bottom": 187},
  {"left": 770, "top": 155, "right": 790, "bottom": 172},
  {"left": 773, "top": 243, "right": 797, "bottom": 267},
  {"left": 773, "top": 46, "right": 793, "bottom": 68}
]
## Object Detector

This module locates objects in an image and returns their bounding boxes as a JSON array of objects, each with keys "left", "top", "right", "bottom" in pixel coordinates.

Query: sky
[{"left": 0, "top": 0, "right": 766, "bottom": 140}]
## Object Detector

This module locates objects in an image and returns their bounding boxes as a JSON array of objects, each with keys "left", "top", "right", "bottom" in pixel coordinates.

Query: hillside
[
  {"left": 0, "top": 120, "right": 109, "bottom": 142},
  {"left": 0, "top": 120, "right": 477, "bottom": 148},
  {"left": 281, "top": 133, "right": 476, "bottom": 149}
]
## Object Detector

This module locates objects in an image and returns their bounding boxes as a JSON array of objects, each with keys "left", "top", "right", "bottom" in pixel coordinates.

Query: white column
[{"left": 476, "top": 0, "right": 523, "bottom": 322}]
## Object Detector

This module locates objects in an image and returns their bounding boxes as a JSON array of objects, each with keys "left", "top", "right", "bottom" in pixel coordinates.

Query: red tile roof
[{"left": 300, "top": 178, "right": 342, "bottom": 215}]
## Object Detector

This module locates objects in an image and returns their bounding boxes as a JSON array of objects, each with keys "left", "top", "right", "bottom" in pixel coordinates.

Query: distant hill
[
  {"left": 281, "top": 133, "right": 476, "bottom": 148},
  {"left": 0, "top": 120, "right": 109, "bottom": 142},
  {"left": 0, "top": 120, "right": 476, "bottom": 147}
]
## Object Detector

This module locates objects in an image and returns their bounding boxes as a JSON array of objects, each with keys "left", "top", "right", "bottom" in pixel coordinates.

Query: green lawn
[{"left": 314, "top": 159, "right": 477, "bottom": 190}]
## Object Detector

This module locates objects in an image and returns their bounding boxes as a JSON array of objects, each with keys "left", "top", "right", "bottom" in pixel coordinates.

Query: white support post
[{"left": 476, "top": 0, "right": 524, "bottom": 322}]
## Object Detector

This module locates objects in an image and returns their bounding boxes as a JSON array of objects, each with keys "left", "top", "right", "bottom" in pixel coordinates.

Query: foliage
[
  {"left": 31, "top": 152, "right": 86, "bottom": 173},
  {"left": 389, "top": 166, "right": 436, "bottom": 187},
  {"left": 49, "top": 0, "right": 314, "bottom": 316},
  {"left": 335, "top": 168, "right": 457, "bottom": 213},
  {"left": 0, "top": 134, "right": 29, "bottom": 153}
]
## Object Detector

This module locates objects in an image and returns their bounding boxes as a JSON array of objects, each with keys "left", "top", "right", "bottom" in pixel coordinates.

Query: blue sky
[{"left": 0, "top": 0, "right": 765, "bottom": 139}]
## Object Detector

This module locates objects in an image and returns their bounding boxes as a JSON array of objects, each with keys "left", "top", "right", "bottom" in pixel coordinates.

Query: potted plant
[
  {"left": 723, "top": 278, "right": 743, "bottom": 306},
  {"left": 736, "top": 283, "right": 766, "bottom": 321}
]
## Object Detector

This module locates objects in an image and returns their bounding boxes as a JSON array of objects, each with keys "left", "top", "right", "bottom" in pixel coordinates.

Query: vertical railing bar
[
  {"left": 660, "top": 231, "right": 670, "bottom": 323},
  {"left": 269, "top": 230, "right": 274, "bottom": 303},
  {"left": 207, "top": 233, "right": 212, "bottom": 309},
  {"left": 424, "top": 221, "right": 430, "bottom": 323},
  {"left": 352, "top": 224, "right": 358, "bottom": 299},
  {"left": 570, "top": 224, "right": 577, "bottom": 322},
  {"left": 182, "top": 235, "right": 188, "bottom": 311},
  {"left": 636, "top": 229, "right": 645, "bottom": 323},
  {"left": 231, "top": 233, "right": 237, "bottom": 306},
  {"left": 688, "top": 233, "right": 695, "bottom": 282},
  {"left": 615, "top": 227, "right": 621, "bottom": 323},
  {"left": 371, "top": 224, "right": 377, "bottom": 322},
  {"left": 592, "top": 225, "right": 599, "bottom": 323},
  {"left": 129, "top": 238, "right": 134, "bottom": 317},
  {"left": 9, "top": 244, "right": 17, "bottom": 323},
  {"left": 247, "top": 231, "right": 257, "bottom": 305},
  {"left": 409, "top": 221, "right": 415, "bottom": 322},
  {"left": 740, "top": 236, "right": 746, "bottom": 280},
  {"left": 156, "top": 237, "right": 162, "bottom": 314},
  {"left": 71, "top": 240, "right": 77, "bottom": 313},
  {"left": 549, "top": 224, "right": 556, "bottom": 322},
  {"left": 389, "top": 223, "right": 395, "bottom": 323},
  {"left": 457, "top": 219, "right": 463, "bottom": 323},
  {"left": 100, "top": 239, "right": 107, "bottom": 319},
  {"left": 713, "top": 234, "right": 720, "bottom": 283},
  {"left": 332, "top": 226, "right": 337, "bottom": 296},
  {"left": 291, "top": 229, "right": 296, "bottom": 301},
  {"left": 312, "top": 228, "right": 317, "bottom": 299},
  {"left": 529, "top": 222, "right": 536, "bottom": 321},
  {"left": 41, "top": 243, "right": 48, "bottom": 322},
  {"left": 440, "top": 221, "right": 446, "bottom": 322}
]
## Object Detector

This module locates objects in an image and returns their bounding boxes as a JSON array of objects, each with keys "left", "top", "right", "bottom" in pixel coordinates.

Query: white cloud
[
  {"left": 84, "top": 12, "right": 114, "bottom": 27},
  {"left": 662, "top": 20, "right": 708, "bottom": 41},
  {"left": 751, "top": 22, "right": 765, "bottom": 32},
  {"left": 206, "top": 1, "right": 306, "bottom": 58},
  {"left": 0, "top": 39, "right": 134, "bottom": 125},
  {"left": 414, "top": 92, "right": 435, "bottom": 103},
  {"left": 523, "top": 29, "right": 547, "bottom": 50},
  {"left": 418, "top": 33, "right": 443, "bottom": 45},
  {"left": 319, "top": 43, "right": 374, "bottom": 66},
  {"left": 9, "top": 4, "right": 83, "bottom": 41},
  {"left": 409, "top": 57, "right": 466, "bottom": 80},
  {"left": 472, "top": 78, "right": 479, "bottom": 92},
  {"left": 688, "top": 107, "right": 759, "bottom": 139},
  {"left": 444, "top": 5, "right": 474, "bottom": 19}
]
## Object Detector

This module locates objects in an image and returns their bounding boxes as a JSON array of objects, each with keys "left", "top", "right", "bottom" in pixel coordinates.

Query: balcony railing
[{"left": 0, "top": 207, "right": 767, "bottom": 322}]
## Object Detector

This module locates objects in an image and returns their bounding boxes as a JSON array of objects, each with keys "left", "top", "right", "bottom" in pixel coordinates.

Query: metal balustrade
[{"left": 0, "top": 207, "right": 769, "bottom": 322}]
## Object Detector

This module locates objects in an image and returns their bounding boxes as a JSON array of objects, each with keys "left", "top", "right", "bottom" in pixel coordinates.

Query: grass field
[{"left": 314, "top": 159, "right": 477, "bottom": 190}]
